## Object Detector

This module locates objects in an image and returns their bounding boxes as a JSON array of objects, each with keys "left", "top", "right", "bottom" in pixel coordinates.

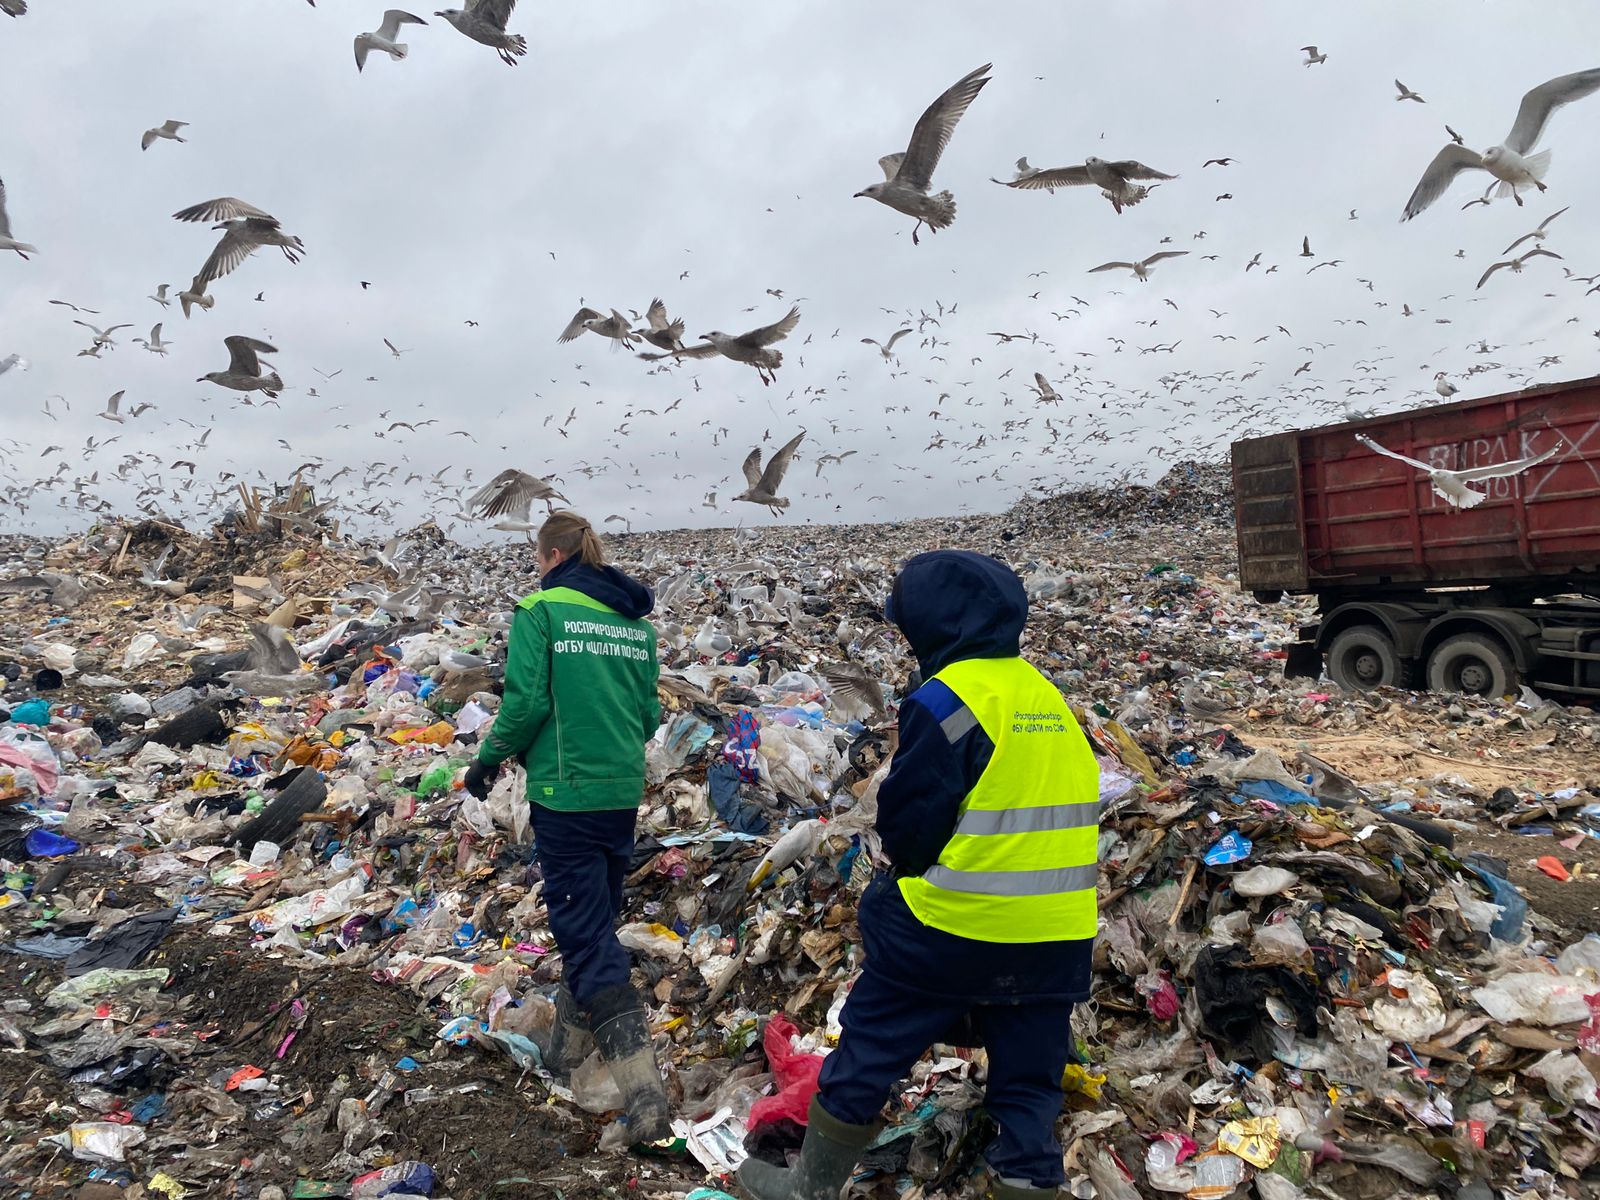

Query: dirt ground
[{"left": 0, "top": 921, "right": 708, "bottom": 1199}]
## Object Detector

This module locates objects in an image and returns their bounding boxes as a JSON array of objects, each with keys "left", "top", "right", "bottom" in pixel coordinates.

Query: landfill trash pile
[{"left": 1, "top": 469, "right": 1598, "bottom": 1200}]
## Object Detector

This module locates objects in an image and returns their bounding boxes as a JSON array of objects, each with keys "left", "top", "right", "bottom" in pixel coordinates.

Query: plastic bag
[
  {"left": 1525, "top": 1050, "right": 1599, "bottom": 1108},
  {"left": 1472, "top": 973, "right": 1598, "bottom": 1026},
  {"left": 1372, "top": 969, "right": 1448, "bottom": 1041},
  {"left": 121, "top": 633, "right": 162, "bottom": 670},
  {"left": 617, "top": 922, "right": 685, "bottom": 961},
  {"left": 747, "top": 1014, "right": 825, "bottom": 1133},
  {"left": 0, "top": 724, "right": 59, "bottom": 795},
  {"left": 47, "top": 1122, "right": 147, "bottom": 1162}
]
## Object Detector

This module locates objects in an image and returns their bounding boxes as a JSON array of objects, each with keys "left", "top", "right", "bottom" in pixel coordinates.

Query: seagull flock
[{"left": 3, "top": 10, "right": 1600, "bottom": 536}]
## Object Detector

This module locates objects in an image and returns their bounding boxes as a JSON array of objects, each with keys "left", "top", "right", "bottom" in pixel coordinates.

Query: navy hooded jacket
[{"left": 862, "top": 550, "right": 1093, "bottom": 1003}]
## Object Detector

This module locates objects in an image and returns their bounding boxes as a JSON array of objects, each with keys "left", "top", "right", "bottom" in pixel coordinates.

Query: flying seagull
[
  {"left": 465, "top": 468, "right": 567, "bottom": 533},
  {"left": 735, "top": 431, "right": 805, "bottom": 513},
  {"left": 991, "top": 156, "right": 1176, "bottom": 213},
  {"left": 854, "top": 63, "right": 992, "bottom": 244},
  {"left": 1301, "top": 46, "right": 1327, "bottom": 66},
  {"left": 73, "top": 320, "right": 133, "bottom": 348},
  {"left": 435, "top": 0, "right": 525, "bottom": 65},
  {"left": 814, "top": 450, "right": 857, "bottom": 476},
  {"left": 133, "top": 323, "right": 171, "bottom": 355},
  {"left": 141, "top": 120, "right": 189, "bottom": 150},
  {"left": 1394, "top": 79, "right": 1425, "bottom": 103},
  {"left": 1032, "top": 373, "right": 1060, "bottom": 403},
  {"left": 1476, "top": 246, "right": 1562, "bottom": 289},
  {"left": 1, "top": 1, "right": 26, "bottom": 15},
  {"left": 1401, "top": 67, "right": 1600, "bottom": 219},
  {"left": 0, "top": 354, "right": 26, "bottom": 378},
  {"left": 557, "top": 306, "right": 637, "bottom": 349},
  {"left": 635, "top": 298, "right": 685, "bottom": 352},
  {"left": 861, "top": 328, "right": 913, "bottom": 360},
  {"left": 1356, "top": 432, "right": 1558, "bottom": 508},
  {"left": 1088, "top": 250, "right": 1188, "bottom": 281},
  {"left": 173, "top": 197, "right": 304, "bottom": 309},
  {"left": 149, "top": 284, "right": 172, "bottom": 308},
  {"left": 1503, "top": 205, "right": 1569, "bottom": 253},
  {"left": 990, "top": 157, "right": 1040, "bottom": 184},
  {"left": 199, "top": 335, "right": 282, "bottom": 397},
  {"left": 99, "top": 391, "right": 128, "bottom": 423},
  {"left": 0, "top": 178, "right": 37, "bottom": 259},
  {"left": 638, "top": 306, "right": 801, "bottom": 387},
  {"left": 356, "top": 9, "right": 428, "bottom": 71}
]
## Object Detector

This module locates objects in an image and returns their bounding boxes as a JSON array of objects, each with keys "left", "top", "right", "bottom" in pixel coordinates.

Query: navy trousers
[
  {"left": 530, "top": 804, "right": 637, "bottom": 1008},
  {"left": 817, "top": 966, "right": 1075, "bottom": 1188}
]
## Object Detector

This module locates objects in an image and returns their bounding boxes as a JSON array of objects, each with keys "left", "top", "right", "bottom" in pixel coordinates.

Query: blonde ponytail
[{"left": 538, "top": 510, "right": 606, "bottom": 567}]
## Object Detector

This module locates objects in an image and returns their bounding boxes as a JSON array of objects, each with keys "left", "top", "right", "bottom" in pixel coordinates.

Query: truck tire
[
  {"left": 1426, "top": 633, "right": 1518, "bottom": 698},
  {"left": 1327, "top": 626, "right": 1415, "bottom": 692}
]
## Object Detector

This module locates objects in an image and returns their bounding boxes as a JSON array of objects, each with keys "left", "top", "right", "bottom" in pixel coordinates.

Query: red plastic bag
[{"left": 747, "top": 1015, "right": 825, "bottom": 1132}]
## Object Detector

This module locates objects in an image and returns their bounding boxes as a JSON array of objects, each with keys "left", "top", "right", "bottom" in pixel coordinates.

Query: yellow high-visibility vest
[{"left": 897, "top": 657, "right": 1100, "bottom": 943}]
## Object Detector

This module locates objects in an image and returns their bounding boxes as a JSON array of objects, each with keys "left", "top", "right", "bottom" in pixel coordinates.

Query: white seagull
[
  {"left": 638, "top": 306, "right": 801, "bottom": 387},
  {"left": 854, "top": 63, "right": 992, "bottom": 244},
  {"left": 355, "top": 9, "right": 428, "bottom": 71},
  {"left": 1503, "top": 205, "right": 1569, "bottom": 253},
  {"left": 149, "top": 284, "right": 173, "bottom": 308},
  {"left": 861, "top": 328, "right": 912, "bottom": 361},
  {"left": 1434, "top": 372, "right": 1459, "bottom": 398},
  {"left": 1394, "top": 79, "right": 1424, "bottom": 103},
  {"left": 141, "top": 120, "right": 188, "bottom": 150},
  {"left": 173, "top": 197, "right": 304, "bottom": 311},
  {"left": 1301, "top": 46, "right": 1327, "bottom": 66},
  {"left": 133, "top": 323, "right": 172, "bottom": 355},
  {"left": 0, "top": 178, "right": 37, "bottom": 259},
  {"left": 1401, "top": 67, "right": 1600, "bottom": 219},
  {"left": 1356, "top": 433, "right": 1559, "bottom": 509},
  {"left": 1476, "top": 246, "right": 1562, "bottom": 289},
  {"left": 73, "top": 320, "right": 133, "bottom": 348},
  {"left": 1088, "top": 250, "right": 1189, "bottom": 281}
]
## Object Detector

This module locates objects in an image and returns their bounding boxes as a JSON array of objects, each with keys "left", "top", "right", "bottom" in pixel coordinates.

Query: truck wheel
[
  {"left": 1327, "top": 626, "right": 1414, "bottom": 692},
  {"left": 1427, "top": 633, "right": 1518, "bottom": 698}
]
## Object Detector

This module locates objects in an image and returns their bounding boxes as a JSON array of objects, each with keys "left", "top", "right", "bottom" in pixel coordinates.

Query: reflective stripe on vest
[{"left": 897, "top": 656, "right": 1100, "bottom": 944}]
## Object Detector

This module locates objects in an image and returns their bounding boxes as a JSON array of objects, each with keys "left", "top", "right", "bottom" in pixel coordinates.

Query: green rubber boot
[
  {"left": 587, "top": 983, "right": 671, "bottom": 1145},
  {"left": 534, "top": 983, "right": 593, "bottom": 1078},
  {"left": 737, "top": 1096, "right": 880, "bottom": 1200}
]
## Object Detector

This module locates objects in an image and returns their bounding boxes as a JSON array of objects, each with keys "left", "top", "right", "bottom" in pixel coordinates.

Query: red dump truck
[{"left": 1232, "top": 375, "right": 1600, "bottom": 699}]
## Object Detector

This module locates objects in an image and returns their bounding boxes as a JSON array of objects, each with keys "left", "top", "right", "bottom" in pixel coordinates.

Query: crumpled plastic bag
[
  {"left": 0, "top": 724, "right": 60, "bottom": 796},
  {"left": 747, "top": 1014, "right": 825, "bottom": 1133},
  {"left": 121, "top": 633, "right": 162, "bottom": 670},
  {"left": 1371, "top": 969, "right": 1448, "bottom": 1041},
  {"left": 1472, "top": 972, "right": 1598, "bottom": 1026},
  {"left": 40, "top": 642, "right": 79, "bottom": 675},
  {"left": 1525, "top": 1050, "right": 1600, "bottom": 1108}
]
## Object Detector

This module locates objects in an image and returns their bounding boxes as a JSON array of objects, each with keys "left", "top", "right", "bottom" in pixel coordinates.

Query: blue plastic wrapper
[
  {"left": 1203, "top": 830, "right": 1253, "bottom": 866},
  {"left": 25, "top": 829, "right": 79, "bottom": 858},
  {"left": 1469, "top": 863, "right": 1529, "bottom": 941},
  {"left": 1232, "top": 779, "right": 1317, "bottom": 808}
]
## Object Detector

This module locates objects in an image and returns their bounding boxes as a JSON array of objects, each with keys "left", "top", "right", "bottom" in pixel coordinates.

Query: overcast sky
[{"left": 3, "top": 1, "right": 1600, "bottom": 539}]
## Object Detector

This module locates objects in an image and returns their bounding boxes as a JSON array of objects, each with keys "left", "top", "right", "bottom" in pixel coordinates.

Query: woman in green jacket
[{"left": 463, "top": 511, "right": 668, "bottom": 1142}]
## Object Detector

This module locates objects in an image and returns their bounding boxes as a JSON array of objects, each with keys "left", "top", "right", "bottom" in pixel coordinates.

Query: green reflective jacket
[{"left": 476, "top": 586, "right": 660, "bottom": 811}]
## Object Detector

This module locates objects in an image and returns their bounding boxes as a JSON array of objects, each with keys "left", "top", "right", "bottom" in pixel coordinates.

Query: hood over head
[
  {"left": 885, "top": 550, "right": 1026, "bottom": 677},
  {"left": 541, "top": 557, "right": 655, "bottom": 620}
]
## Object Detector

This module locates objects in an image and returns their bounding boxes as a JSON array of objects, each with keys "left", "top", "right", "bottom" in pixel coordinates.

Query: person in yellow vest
[{"left": 739, "top": 550, "right": 1098, "bottom": 1200}]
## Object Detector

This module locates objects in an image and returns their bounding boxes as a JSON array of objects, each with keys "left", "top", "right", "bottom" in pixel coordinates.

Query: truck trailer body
[{"left": 1232, "top": 375, "right": 1600, "bottom": 698}]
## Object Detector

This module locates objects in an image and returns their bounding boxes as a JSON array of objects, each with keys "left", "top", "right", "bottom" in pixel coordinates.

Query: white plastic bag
[
  {"left": 121, "top": 633, "right": 162, "bottom": 670},
  {"left": 1473, "top": 973, "right": 1598, "bottom": 1026}
]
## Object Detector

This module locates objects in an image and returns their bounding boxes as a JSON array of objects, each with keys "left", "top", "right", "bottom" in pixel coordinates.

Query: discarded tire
[{"left": 233, "top": 766, "right": 327, "bottom": 854}]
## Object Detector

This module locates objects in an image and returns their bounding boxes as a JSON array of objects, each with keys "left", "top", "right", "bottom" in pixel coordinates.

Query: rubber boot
[
  {"left": 587, "top": 983, "right": 671, "bottom": 1144},
  {"left": 737, "top": 1096, "right": 880, "bottom": 1200},
  {"left": 534, "top": 983, "right": 593, "bottom": 1078}
]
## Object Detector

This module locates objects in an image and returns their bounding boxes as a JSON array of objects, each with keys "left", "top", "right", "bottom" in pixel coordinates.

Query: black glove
[{"left": 463, "top": 758, "right": 498, "bottom": 800}]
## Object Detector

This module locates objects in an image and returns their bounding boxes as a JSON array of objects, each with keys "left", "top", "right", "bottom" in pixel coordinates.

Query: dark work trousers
[
  {"left": 530, "top": 803, "right": 637, "bottom": 1008},
  {"left": 816, "top": 966, "right": 1076, "bottom": 1188}
]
